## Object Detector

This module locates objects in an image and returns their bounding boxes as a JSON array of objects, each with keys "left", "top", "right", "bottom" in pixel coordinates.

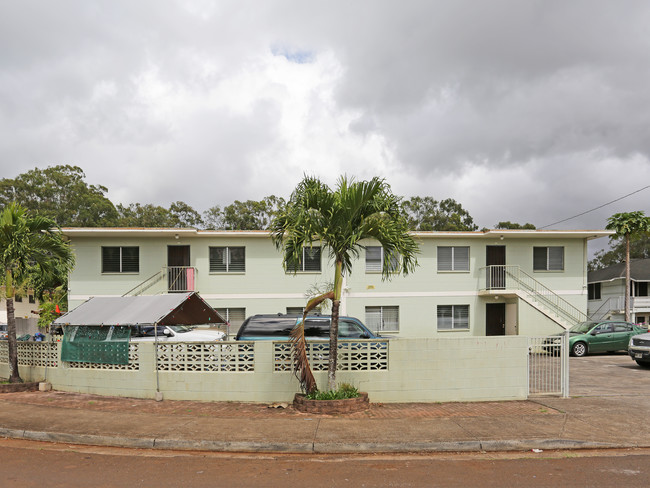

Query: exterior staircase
[
  {"left": 123, "top": 267, "right": 197, "bottom": 297},
  {"left": 480, "top": 265, "right": 587, "bottom": 330}
]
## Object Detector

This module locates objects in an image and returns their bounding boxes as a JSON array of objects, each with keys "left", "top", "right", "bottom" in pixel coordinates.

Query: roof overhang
[{"left": 60, "top": 228, "right": 613, "bottom": 240}]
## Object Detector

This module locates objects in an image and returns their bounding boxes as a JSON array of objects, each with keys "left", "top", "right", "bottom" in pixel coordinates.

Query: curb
[{"left": 0, "top": 427, "right": 632, "bottom": 454}]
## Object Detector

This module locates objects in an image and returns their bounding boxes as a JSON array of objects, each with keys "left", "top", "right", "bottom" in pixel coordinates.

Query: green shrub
[{"left": 305, "top": 383, "right": 359, "bottom": 400}]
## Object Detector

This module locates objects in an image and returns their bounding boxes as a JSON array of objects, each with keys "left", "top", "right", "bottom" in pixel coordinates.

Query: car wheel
[
  {"left": 571, "top": 342, "right": 587, "bottom": 357},
  {"left": 635, "top": 360, "right": 650, "bottom": 368}
]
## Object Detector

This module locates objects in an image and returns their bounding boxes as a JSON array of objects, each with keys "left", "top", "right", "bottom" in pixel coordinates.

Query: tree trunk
[
  {"left": 6, "top": 297, "right": 22, "bottom": 383},
  {"left": 327, "top": 299, "right": 340, "bottom": 391},
  {"left": 625, "top": 235, "right": 631, "bottom": 322}
]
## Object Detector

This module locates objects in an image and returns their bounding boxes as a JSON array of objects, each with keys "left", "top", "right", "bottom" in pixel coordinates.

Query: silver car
[{"left": 628, "top": 332, "right": 650, "bottom": 367}]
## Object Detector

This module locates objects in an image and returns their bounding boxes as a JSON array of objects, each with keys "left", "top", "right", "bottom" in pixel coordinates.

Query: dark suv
[{"left": 235, "top": 314, "right": 381, "bottom": 341}]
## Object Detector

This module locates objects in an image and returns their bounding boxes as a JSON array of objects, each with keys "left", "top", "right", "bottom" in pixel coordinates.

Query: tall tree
[
  {"left": 271, "top": 176, "right": 418, "bottom": 392},
  {"left": 606, "top": 211, "right": 650, "bottom": 321},
  {"left": 589, "top": 232, "right": 650, "bottom": 271},
  {"left": 0, "top": 165, "right": 118, "bottom": 227},
  {"left": 401, "top": 197, "right": 477, "bottom": 231},
  {"left": 116, "top": 203, "right": 175, "bottom": 227},
  {"left": 168, "top": 201, "right": 204, "bottom": 228},
  {"left": 221, "top": 196, "right": 287, "bottom": 230},
  {"left": 494, "top": 221, "right": 536, "bottom": 229},
  {"left": 0, "top": 203, "right": 74, "bottom": 382}
]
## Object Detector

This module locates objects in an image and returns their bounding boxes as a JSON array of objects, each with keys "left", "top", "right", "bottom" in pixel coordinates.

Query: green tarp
[{"left": 61, "top": 325, "right": 132, "bottom": 365}]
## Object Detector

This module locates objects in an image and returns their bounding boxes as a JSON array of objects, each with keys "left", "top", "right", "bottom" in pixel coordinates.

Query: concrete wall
[{"left": 0, "top": 337, "right": 528, "bottom": 403}]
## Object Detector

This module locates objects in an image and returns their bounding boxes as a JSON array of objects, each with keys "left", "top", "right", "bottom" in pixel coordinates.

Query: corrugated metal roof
[{"left": 53, "top": 293, "right": 225, "bottom": 327}]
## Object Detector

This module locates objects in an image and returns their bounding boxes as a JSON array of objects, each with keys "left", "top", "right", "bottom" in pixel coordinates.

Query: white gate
[{"left": 528, "top": 334, "right": 569, "bottom": 397}]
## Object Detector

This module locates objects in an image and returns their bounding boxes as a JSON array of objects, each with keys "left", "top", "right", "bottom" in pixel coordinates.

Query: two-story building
[
  {"left": 62, "top": 228, "right": 611, "bottom": 338},
  {"left": 588, "top": 259, "right": 650, "bottom": 324}
]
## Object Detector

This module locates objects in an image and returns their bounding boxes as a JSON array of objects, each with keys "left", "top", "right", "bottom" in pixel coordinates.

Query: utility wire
[{"left": 539, "top": 185, "right": 650, "bottom": 229}]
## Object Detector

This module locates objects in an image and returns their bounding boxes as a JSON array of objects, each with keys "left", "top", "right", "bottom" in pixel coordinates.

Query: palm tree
[
  {"left": 0, "top": 203, "right": 74, "bottom": 383},
  {"left": 606, "top": 211, "right": 650, "bottom": 322},
  {"left": 271, "top": 176, "right": 418, "bottom": 392}
]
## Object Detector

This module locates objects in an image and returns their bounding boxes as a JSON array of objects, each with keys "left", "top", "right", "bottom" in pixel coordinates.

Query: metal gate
[{"left": 528, "top": 334, "right": 569, "bottom": 397}]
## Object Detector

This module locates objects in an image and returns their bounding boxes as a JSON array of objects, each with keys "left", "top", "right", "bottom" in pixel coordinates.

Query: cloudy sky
[{"left": 2, "top": 1, "right": 650, "bottom": 243}]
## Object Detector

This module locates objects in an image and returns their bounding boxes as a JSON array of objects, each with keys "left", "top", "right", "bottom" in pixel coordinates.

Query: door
[
  {"left": 167, "top": 245, "right": 190, "bottom": 292},
  {"left": 486, "top": 246, "right": 506, "bottom": 289},
  {"left": 486, "top": 303, "right": 506, "bottom": 336},
  {"left": 588, "top": 322, "right": 615, "bottom": 352}
]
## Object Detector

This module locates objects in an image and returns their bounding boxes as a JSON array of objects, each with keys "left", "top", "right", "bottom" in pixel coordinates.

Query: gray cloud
[{"left": 1, "top": 0, "right": 649, "bottom": 238}]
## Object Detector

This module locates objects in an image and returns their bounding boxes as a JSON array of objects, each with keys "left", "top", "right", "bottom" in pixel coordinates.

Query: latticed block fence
[
  {"left": 273, "top": 340, "right": 389, "bottom": 372},
  {"left": 0, "top": 342, "right": 58, "bottom": 367},
  {"left": 156, "top": 342, "right": 255, "bottom": 372}
]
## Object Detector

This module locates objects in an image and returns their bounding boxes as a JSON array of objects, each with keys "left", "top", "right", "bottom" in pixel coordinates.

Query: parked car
[
  {"left": 130, "top": 325, "right": 225, "bottom": 342},
  {"left": 548, "top": 320, "right": 646, "bottom": 357},
  {"left": 235, "top": 314, "right": 382, "bottom": 341},
  {"left": 628, "top": 331, "right": 650, "bottom": 367}
]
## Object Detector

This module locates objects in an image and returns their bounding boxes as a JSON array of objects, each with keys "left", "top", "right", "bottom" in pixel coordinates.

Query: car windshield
[
  {"left": 569, "top": 321, "right": 597, "bottom": 334},
  {"left": 167, "top": 326, "right": 194, "bottom": 333}
]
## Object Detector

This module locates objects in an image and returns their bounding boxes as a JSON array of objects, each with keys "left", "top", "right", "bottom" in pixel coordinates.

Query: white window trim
[
  {"left": 101, "top": 246, "right": 139, "bottom": 274},
  {"left": 533, "top": 246, "right": 564, "bottom": 272},
  {"left": 437, "top": 246, "right": 470, "bottom": 272},
  {"left": 209, "top": 246, "right": 246, "bottom": 274},
  {"left": 436, "top": 304, "right": 470, "bottom": 331},
  {"left": 365, "top": 305, "right": 400, "bottom": 333},
  {"left": 365, "top": 246, "right": 399, "bottom": 273},
  {"left": 286, "top": 246, "right": 322, "bottom": 273}
]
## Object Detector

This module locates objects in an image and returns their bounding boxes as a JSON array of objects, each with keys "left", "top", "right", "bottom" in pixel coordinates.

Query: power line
[{"left": 539, "top": 185, "right": 650, "bottom": 229}]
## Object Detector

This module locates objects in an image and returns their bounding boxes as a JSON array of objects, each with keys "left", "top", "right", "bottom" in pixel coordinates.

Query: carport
[{"left": 54, "top": 292, "right": 225, "bottom": 365}]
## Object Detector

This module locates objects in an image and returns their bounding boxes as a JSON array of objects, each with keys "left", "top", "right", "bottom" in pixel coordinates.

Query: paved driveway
[{"left": 569, "top": 352, "right": 650, "bottom": 397}]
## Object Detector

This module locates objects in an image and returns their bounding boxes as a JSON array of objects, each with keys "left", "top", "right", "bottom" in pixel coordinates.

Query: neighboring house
[
  {"left": 588, "top": 259, "right": 650, "bottom": 324},
  {"left": 0, "top": 288, "right": 39, "bottom": 322},
  {"left": 0, "top": 287, "right": 40, "bottom": 336},
  {"left": 62, "top": 228, "right": 611, "bottom": 338}
]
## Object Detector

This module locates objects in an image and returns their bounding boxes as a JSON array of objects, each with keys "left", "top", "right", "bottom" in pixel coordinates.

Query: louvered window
[
  {"left": 437, "top": 246, "right": 470, "bottom": 271},
  {"left": 533, "top": 247, "right": 564, "bottom": 271},
  {"left": 287, "top": 247, "right": 321, "bottom": 272},
  {"left": 365, "top": 305, "right": 399, "bottom": 332},
  {"left": 365, "top": 246, "right": 399, "bottom": 273},
  {"left": 210, "top": 247, "right": 245, "bottom": 273},
  {"left": 215, "top": 308, "right": 246, "bottom": 335},
  {"left": 102, "top": 247, "right": 139, "bottom": 273},
  {"left": 437, "top": 305, "right": 470, "bottom": 330}
]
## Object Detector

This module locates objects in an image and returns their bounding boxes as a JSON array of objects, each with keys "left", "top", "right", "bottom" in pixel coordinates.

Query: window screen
[{"left": 437, "top": 247, "right": 470, "bottom": 271}]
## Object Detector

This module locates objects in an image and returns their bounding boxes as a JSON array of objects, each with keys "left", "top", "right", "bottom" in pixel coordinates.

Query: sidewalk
[{"left": 1, "top": 389, "right": 649, "bottom": 453}]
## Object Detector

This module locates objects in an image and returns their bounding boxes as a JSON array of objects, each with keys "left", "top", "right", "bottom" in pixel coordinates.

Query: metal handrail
[
  {"left": 482, "top": 265, "right": 588, "bottom": 327},
  {"left": 122, "top": 270, "right": 165, "bottom": 296}
]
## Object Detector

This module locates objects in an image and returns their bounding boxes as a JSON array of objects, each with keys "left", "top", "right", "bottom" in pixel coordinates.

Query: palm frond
[{"left": 290, "top": 291, "right": 334, "bottom": 394}]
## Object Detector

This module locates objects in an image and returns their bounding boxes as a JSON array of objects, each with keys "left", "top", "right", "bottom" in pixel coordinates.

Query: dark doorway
[
  {"left": 486, "top": 245, "right": 506, "bottom": 289},
  {"left": 167, "top": 246, "right": 190, "bottom": 292},
  {"left": 486, "top": 303, "right": 506, "bottom": 336}
]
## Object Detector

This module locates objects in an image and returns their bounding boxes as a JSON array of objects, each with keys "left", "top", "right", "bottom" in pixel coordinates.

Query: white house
[
  {"left": 62, "top": 228, "right": 611, "bottom": 338},
  {"left": 588, "top": 259, "right": 650, "bottom": 324}
]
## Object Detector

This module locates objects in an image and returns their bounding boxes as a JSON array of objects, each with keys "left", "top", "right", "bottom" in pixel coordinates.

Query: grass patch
[{"left": 305, "top": 383, "right": 359, "bottom": 401}]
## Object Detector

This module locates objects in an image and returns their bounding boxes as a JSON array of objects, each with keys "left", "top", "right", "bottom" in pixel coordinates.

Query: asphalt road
[{"left": 2, "top": 438, "right": 649, "bottom": 487}]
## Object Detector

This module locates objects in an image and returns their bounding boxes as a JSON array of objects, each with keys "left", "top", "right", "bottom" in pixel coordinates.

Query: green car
[{"left": 556, "top": 321, "right": 648, "bottom": 357}]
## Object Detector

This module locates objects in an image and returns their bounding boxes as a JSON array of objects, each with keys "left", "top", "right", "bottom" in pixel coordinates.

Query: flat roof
[{"left": 60, "top": 228, "right": 612, "bottom": 240}]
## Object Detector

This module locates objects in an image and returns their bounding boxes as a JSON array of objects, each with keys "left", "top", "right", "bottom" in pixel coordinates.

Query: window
[
  {"left": 209, "top": 247, "right": 245, "bottom": 273},
  {"left": 28, "top": 294, "right": 35, "bottom": 304},
  {"left": 15, "top": 295, "right": 22, "bottom": 303},
  {"left": 437, "top": 246, "right": 470, "bottom": 271},
  {"left": 365, "top": 305, "right": 399, "bottom": 332},
  {"left": 287, "top": 246, "right": 321, "bottom": 272},
  {"left": 102, "top": 246, "right": 139, "bottom": 273},
  {"left": 215, "top": 308, "right": 246, "bottom": 334},
  {"left": 588, "top": 283, "right": 601, "bottom": 300},
  {"left": 365, "top": 246, "right": 399, "bottom": 273},
  {"left": 634, "top": 281, "right": 649, "bottom": 297},
  {"left": 437, "top": 305, "right": 470, "bottom": 330},
  {"left": 533, "top": 246, "right": 564, "bottom": 271}
]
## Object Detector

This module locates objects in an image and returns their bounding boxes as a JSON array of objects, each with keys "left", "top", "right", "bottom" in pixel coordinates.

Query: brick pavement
[{"left": 0, "top": 391, "right": 561, "bottom": 419}]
